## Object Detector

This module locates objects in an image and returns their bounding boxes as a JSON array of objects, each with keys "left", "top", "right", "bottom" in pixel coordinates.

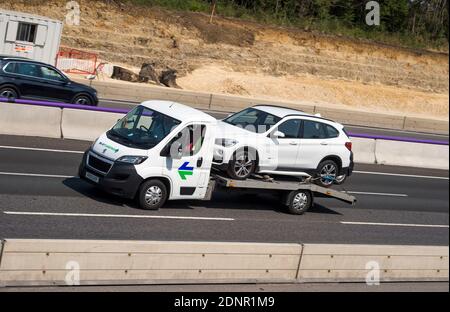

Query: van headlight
[
  {"left": 116, "top": 156, "right": 148, "bottom": 165},
  {"left": 215, "top": 138, "right": 238, "bottom": 147}
]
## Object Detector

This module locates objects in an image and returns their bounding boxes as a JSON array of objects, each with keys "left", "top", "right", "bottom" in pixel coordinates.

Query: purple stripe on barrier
[
  {"left": 0, "top": 97, "right": 130, "bottom": 114},
  {"left": 348, "top": 132, "right": 449, "bottom": 146},
  {"left": 1, "top": 97, "right": 448, "bottom": 146}
]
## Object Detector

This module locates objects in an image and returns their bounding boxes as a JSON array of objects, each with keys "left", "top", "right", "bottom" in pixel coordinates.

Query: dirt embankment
[{"left": 2, "top": 0, "right": 448, "bottom": 119}]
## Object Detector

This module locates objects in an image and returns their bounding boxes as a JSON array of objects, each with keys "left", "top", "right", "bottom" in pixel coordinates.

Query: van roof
[{"left": 140, "top": 100, "right": 216, "bottom": 123}]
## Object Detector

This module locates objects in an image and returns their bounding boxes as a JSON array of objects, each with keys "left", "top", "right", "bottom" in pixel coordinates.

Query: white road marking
[
  {"left": 341, "top": 221, "right": 449, "bottom": 228},
  {"left": 345, "top": 191, "right": 408, "bottom": 197},
  {"left": 354, "top": 170, "right": 449, "bottom": 180},
  {"left": 0, "top": 145, "right": 84, "bottom": 154},
  {"left": 0, "top": 172, "right": 74, "bottom": 179},
  {"left": 3, "top": 211, "right": 235, "bottom": 221}
]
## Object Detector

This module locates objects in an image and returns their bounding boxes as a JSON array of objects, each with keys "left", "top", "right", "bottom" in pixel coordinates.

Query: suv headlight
[
  {"left": 116, "top": 155, "right": 148, "bottom": 165},
  {"left": 215, "top": 138, "right": 238, "bottom": 147}
]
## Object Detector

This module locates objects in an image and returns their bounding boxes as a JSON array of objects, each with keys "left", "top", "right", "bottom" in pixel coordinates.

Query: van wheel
[
  {"left": 287, "top": 190, "right": 312, "bottom": 215},
  {"left": 315, "top": 160, "right": 339, "bottom": 188},
  {"left": 0, "top": 87, "right": 18, "bottom": 100},
  {"left": 227, "top": 149, "right": 256, "bottom": 180},
  {"left": 138, "top": 180, "right": 168, "bottom": 210}
]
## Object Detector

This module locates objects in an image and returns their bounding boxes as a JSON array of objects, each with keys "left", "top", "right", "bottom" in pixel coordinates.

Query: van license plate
[{"left": 86, "top": 172, "right": 99, "bottom": 183}]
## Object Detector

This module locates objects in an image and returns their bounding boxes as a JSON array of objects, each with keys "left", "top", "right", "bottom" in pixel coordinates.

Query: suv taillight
[{"left": 345, "top": 142, "right": 352, "bottom": 151}]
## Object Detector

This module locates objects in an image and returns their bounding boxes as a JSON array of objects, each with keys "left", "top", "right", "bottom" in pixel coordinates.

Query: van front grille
[{"left": 87, "top": 153, "right": 112, "bottom": 175}]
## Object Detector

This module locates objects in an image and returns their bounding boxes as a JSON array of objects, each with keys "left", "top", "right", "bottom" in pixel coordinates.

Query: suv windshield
[
  {"left": 223, "top": 108, "right": 281, "bottom": 133},
  {"left": 107, "top": 106, "right": 181, "bottom": 149}
]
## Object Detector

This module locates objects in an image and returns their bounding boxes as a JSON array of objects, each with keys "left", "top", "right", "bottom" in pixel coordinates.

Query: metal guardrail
[{"left": 1, "top": 97, "right": 448, "bottom": 146}]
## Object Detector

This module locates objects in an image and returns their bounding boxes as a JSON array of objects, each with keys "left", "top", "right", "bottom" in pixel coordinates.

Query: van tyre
[
  {"left": 0, "top": 87, "right": 18, "bottom": 100},
  {"left": 138, "top": 179, "right": 168, "bottom": 210},
  {"left": 227, "top": 149, "right": 256, "bottom": 180},
  {"left": 316, "top": 160, "right": 339, "bottom": 188},
  {"left": 287, "top": 190, "right": 312, "bottom": 215}
]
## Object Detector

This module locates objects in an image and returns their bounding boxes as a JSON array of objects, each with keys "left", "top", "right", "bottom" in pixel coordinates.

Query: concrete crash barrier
[
  {"left": 62, "top": 108, "right": 125, "bottom": 141},
  {"left": 72, "top": 78, "right": 449, "bottom": 134},
  {"left": 77, "top": 79, "right": 211, "bottom": 111},
  {"left": 403, "top": 117, "right": 449, "bottom": 135},
  {"left": 210, "top": 93, "right": 316, "bottom": 114},
  {"left": 0, "top": 239, "right": 302, "bottom": 286},
  {"left": 0, "top": 103, "right": 62, "bottom": 138},
  {"left": 298, "top": 244, "right": 449, "bottom": 282},
  {"left": 350, "top": 138, "right": 376, "bottom": 164},
  {"left": 315, "top": 107, "right": 405, "bottom": 130},
  {"left": 375, "top": 139, "right": 449, "bottom": 170}
]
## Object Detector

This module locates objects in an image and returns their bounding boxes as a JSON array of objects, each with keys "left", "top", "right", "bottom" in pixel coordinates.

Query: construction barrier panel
[
  {"left": 0, "top": 239, "right": 302, "bottom": 286},
  {"left": 298, "top": 244, "right": 449, "bottom": 282},
  {"left": 61, "top": 108, "right": 124, "bottom": 141},
  {"left": 375, "top": 139, "right": 449, "bottom": 170},
  {"left": 0, "top": 103, "right": 62, "bottom": 138}
]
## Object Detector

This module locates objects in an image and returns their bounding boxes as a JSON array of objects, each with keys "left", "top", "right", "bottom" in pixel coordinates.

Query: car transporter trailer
[{"left": 205, "top": 171, "right": 357, "bottom": 215}]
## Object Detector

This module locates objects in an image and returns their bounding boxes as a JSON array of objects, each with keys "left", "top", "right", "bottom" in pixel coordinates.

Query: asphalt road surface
[
  {"left": 99, "top": 99, "right": 450, "bottom": 142},
  {"left": 0, "top": 135, "right": 448, "bottom": 246}
]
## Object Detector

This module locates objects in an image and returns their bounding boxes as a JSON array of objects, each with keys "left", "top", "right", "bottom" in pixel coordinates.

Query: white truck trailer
[
  {"left": 0, "top": 9, "right": 63, "bottom": 65},
  {"left": 78, "top": 101, "right": 356, "bottom": 215}
]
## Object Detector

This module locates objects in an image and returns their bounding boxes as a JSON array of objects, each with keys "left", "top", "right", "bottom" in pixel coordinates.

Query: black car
[{"left": 0, "top": 56, "right": 98, "bottom": 106}]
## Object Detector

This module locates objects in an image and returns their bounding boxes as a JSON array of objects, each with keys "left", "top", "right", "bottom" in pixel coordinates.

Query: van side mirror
[
  {"left": 273, "top": 131, "right": 285, "bottom": 138},
  {"left": 160, "top": 132, "right": 184, "bottom": 159}
]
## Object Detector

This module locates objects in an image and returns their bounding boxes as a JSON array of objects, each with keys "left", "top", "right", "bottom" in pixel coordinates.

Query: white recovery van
[{"left": 79, "top": 100, "right": 355, "bottom": 215}]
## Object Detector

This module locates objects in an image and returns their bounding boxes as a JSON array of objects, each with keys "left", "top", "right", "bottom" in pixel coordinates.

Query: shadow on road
[
  {"left": 62, "top": 177, "right": 139, "bottom": 209},
  {"left": 62, "top": 177, "right": 342, "bottom": 216}
]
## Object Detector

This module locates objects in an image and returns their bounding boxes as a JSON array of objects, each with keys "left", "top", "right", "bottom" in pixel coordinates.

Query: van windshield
[{"left": 107, "top": 106, "right": 181, "bottom": 149}]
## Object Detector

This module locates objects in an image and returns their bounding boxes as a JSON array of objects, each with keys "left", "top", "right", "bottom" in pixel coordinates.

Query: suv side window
[
  {"left": 16, "top": 62, "right": 40, "bottom": 78},
  {"left": 302, "top": 120, "right": 328, "bottom": 139},
  {"left": 277, "top": 119, "right": 302, "bottom": 139},
  {"left": 40, "top": 66, "right": 65, "bottom": 82},
  {"left": 326, "top": 125, "right": 340, "bottom": 138},
  {"left": 3, "top": 62, "right": 18, "bottom": 73},
  {"left": 178, "top": 124, "right": 207, "bottom": 156}
]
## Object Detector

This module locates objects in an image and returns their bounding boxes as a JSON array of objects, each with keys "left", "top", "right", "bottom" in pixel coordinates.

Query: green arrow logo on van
[
  {"left": 178, "top": 162, "right": 194, "bottom": 180},
  {"left": 99, "top": 142, "right": 119, "bottom": 153}
]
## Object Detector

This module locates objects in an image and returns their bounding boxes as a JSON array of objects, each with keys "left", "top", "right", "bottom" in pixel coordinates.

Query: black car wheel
[
  {"left": 72, "top": 94, "right": 93, "bottom": 106},
  {"left": 0, "top": 87, "right": 18, "bottom": 99}
]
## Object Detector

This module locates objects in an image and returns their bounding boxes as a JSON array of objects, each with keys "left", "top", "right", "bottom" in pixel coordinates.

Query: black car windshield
[
  {"left": 223, "top": 108, "right": 281, "bottom": 133},
  {"left": 107, "top": 106, "right": 181, "bottom": 149}
]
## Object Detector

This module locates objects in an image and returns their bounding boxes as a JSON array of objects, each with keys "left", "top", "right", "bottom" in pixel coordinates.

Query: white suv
[{"left": 213, "top": 105, "right": 354, "bottom": 187}]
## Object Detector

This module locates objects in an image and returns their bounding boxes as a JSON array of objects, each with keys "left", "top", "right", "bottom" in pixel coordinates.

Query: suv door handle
[
  {"left": 320, "top": 142, "right": 328, "bottom": 145},
  {"left": 289, "top": 141, "right": 298, "bottom": 145},
  {"left": 197, "top": 157, "right": 203, "bottom": 167}
]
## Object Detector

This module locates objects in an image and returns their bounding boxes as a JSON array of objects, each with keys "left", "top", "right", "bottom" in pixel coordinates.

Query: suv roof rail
[{"left": 252, "top": 104, "right": 305, "bottom": 113}]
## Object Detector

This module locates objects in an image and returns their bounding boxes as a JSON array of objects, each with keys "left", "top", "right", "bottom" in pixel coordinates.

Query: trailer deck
[{"left": 206, "top": 172, "right": 356, "bottom": 215}]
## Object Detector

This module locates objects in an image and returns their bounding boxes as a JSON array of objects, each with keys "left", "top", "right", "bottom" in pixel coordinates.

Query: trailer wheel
[
  {"left": 287, "top": 190, "right": 312, "bottom": 215},
  {"left": 138, "top": 179, "right": 168, "bottom": 210}
]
